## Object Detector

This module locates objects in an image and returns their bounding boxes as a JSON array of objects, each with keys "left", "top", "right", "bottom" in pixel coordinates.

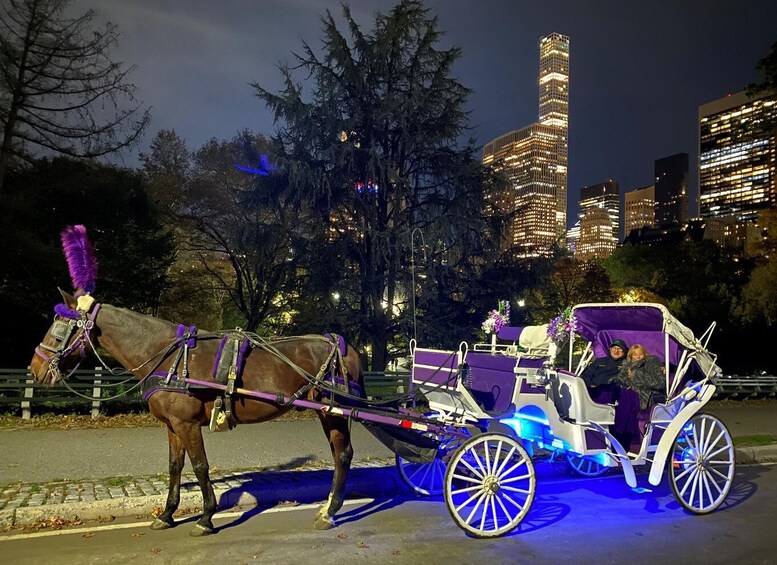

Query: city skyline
[{"left": 78, "top": 0, "right": 776, "bottom": 225}]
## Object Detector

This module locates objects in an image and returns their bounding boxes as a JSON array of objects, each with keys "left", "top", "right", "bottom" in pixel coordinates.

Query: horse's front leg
[
  {"left": 176, "top": 422, "right": 218, "bottom": 537},
  {"left": 314, "top": 414, "right": 354, "bottom": 530},
  {"left": 150, "top": 427, "right": 185, "bottom": 530}
]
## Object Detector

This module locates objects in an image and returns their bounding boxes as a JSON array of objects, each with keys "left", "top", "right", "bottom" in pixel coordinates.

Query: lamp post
[{"left": 410, "top": 228, "right": 427, "bottom": 343}]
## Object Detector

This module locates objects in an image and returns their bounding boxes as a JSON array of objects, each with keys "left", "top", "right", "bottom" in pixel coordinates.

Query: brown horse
[{"left": 30, "top": 290, "right": 363, "bottom": 536}]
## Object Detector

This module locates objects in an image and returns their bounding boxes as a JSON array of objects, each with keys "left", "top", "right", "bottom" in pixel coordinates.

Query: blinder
[{"left": 35, "top": 299, "right": 101, "bottom": 382}]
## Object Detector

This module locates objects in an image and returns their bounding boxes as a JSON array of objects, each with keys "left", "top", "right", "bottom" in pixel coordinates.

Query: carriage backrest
[
  {"left": 497, "top": 324, "right": 552, "bottom": 358},
  {"left": 411, "top": 348, "right": 461, "bottom": 388},
  {"left": 592, "top": 329, "right": 683, "bottom": 366}
]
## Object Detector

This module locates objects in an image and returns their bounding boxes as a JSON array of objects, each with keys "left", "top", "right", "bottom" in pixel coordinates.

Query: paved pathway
[{"left": 1, "top": 402, "right": 775, "bottom": 528}]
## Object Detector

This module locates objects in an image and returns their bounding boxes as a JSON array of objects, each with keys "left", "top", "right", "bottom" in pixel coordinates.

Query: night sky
[{"left": 80, "top": 0, "right": 776, "bottom": 224}]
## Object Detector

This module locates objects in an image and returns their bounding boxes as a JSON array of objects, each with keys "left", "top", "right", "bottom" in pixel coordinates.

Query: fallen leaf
[
  {"left": 82, "top": 532, "right": 94, "bottom": 539},
  {"left": 356, "top": 541, "right": 369, "bottom": 548},
  {"left": 151, "top": 547, "right": 162, "bottom": 554},
  {"left": 337, "top": 532, "right": 348, "bottom": 539}
]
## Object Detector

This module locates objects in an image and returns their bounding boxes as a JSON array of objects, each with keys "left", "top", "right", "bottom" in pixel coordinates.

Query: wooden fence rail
[{"left": 1, "top": 368, "right": 774, "bottom": 420}]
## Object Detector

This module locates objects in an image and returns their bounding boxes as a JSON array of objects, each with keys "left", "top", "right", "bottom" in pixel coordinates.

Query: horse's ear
[{"left": 58, "top": 287, "right": 77, "bottom": 308}]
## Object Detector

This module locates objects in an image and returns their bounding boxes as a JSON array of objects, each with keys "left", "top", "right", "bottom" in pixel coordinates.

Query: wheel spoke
[
  {"left": 464, "top": 492, "right": 486, "bottom": 525},
  {"left": 455, "top": 490, "right": 484, "bottom": 513},
  {"left": 500, "top": 473, "right": 533, "bottom": 484},
  {"left": 501, "top": 485, "right": 532, "bottom": 495},
  {"left": 460, "top": 456, "right": 486, "bottom": 480},
  {"left": 673, "top": 460, "right": 695, "bottom": 482},
  {"left": 489, "top": 496, "right": 500, "bottom": 530},
  {"left": 708, "top": 465, "right": 731, "bottom": 482},
  {"left": 678, "top": 466, "right": 698, "bottom": 497},
  {"left": 706, "top": 443, "right": 730, "bottom": 460},
  {"left": 451, "top": 472, "right": 483, "bottom": 485},
  {"left": 500, "top": 490, "right": 527, "bottom": 511},
  {"left": 472, "top": 443, "right": 488, "bottom": 476},
  {"left": 485, "top": 439, "right": 495, "bottom": 474},
  {"left": 500, "top": 458, "right": 528, "bottom": 478},
  {"left": 494, "top": 445, "right": 517, "bottom": 476}
]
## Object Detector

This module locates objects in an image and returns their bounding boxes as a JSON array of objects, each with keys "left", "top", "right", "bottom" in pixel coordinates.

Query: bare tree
[{"left": 0, "top": 0, "right": 150, "bottom": 190}]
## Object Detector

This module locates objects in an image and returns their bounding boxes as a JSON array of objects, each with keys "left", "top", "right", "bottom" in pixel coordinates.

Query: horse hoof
[
  {"left": 314, "top": 515, "right": 335, "bottom": 530},
  {"left": 150, "top": 518, "right": 173, "bottom": 530},
  {"left": 189, "top": 524, "right": 214, "bottom": 537}
]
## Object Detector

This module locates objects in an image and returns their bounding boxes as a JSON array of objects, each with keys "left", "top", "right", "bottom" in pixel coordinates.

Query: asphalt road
[
  {"left": 1, "top": 463, "right": 775, "bottom": 565},
  {"left": 0, "top": 419, "right": 395, "bottom": 484},
  {"left": 1, "top": 402, "right": 775, "bottom": 484}
]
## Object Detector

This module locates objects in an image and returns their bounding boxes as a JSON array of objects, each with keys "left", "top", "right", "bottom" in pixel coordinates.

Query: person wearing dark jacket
[
  {"left": 581, "top": 339, "right": 628, "bottom": 402},
  {"left": 613, "top": 344, "right": 665, "bottom": 409}
]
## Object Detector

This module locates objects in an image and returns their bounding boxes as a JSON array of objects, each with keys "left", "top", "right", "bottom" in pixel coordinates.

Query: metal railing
[
  {"left": 713, "top": 375, "right": 777, "bottom": 399},
  {"left": 0, "top": 368, "right": 413, "bottom": 419},
  {"left": 1, "top": 368, "right": 773, "bottom": 419}
]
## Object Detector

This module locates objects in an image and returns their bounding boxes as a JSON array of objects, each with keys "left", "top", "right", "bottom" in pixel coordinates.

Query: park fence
[
  {"left": 1, "top": 368, "right": 775, "bottom": 420},
  {"left": 0, "top": 368, "right": 414, "bottom": 419}
]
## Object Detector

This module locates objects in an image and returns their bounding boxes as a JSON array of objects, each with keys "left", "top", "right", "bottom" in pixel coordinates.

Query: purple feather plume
[{"left": 60, "top": 225, "right": 98, "bottom": 293}]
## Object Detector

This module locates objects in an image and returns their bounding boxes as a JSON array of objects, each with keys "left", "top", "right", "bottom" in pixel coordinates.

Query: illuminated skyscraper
[
  {"left": 579, "top": 180, "right": 620, "bottom": 241},
  {"left": 483, "top": 32, "right": 570, "bottom": 257},
  {"left": 539, "top": 32, "right": 570, "bottom": 237},
  {"left": 576, "top": 207, "right": 616, "bottom": 261},
  {"left": 624, "top": 184, "right": 656, "bottom": 238},
  {"left": 655, "top": 153, "right": 689, "bottom": 226},
  {"left": 699, "top": 90, "right": 776, "bottom": 222}
]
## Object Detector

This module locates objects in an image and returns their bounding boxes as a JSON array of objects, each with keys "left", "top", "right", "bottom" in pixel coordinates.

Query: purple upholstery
[
  {"left": 466, "top": 352, "right": 518, "bottom": 413},
  {"left": 412, "top": 349, "right": 460, "bottom": 387},
  {"left": 497, "top": 326, "right": 525, "bottom": 341},
  {"left": 593, "top": 329, "right": 682, "bottom": 365},
  {"left": 574, "top": 305, "right": 665, "bottom": 341}
]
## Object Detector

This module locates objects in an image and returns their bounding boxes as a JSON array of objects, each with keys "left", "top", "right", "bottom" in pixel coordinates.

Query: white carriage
[{"left": 400, "top": 302, "right": 736, "bottom": 538}]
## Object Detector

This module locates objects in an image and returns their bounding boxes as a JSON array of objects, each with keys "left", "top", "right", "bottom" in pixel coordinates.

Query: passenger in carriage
[
  {"left": 580, "top": 339, "right": 628, "bottom": 403},
  {"left": 614, "top": 344, "right": 665, "bottom": 410}
]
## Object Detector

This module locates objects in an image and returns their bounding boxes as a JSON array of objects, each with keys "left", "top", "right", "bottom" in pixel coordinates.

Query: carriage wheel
[
  {"left": 444, "top": 433, "right": 535, "bottom": 538},
  {"left": 566, "top": 452, "right": 609, "bottom": 477},
  {"left": 669, "top": 413, "right": 735, "bottom": 514},
  {"left": 396, "top": 428, "right": 470, "bottom": 496}
]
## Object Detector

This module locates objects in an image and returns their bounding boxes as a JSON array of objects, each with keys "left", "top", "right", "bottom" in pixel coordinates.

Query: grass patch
[
  {"left": 105, "top": 477, "right": 126, "bottom": 488},
  {"left": 734, "top": 435, "right": 777, "bottom": 447}
]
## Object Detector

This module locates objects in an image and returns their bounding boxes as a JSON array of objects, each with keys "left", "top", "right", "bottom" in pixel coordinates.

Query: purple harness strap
[{"left": 324, "top": 333, "right": 347, "bottom": 357}]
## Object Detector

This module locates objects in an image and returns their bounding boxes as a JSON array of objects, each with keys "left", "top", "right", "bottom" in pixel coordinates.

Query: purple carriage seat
[
  {"left": 462, "top": 325, "right": 551, "bottom": 414},
  {"left": 411, "top": 348, "right": 462, "bottom": 389}
]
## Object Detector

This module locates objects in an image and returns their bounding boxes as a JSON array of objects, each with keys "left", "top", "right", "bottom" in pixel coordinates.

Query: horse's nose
[{"left": 29, "top": 355, "right": 47, "bottom": 383}]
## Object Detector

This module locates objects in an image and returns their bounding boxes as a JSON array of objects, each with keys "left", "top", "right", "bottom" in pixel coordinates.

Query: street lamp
[{"left": 411, "top": 228, "right": 427, "bottom": 342}]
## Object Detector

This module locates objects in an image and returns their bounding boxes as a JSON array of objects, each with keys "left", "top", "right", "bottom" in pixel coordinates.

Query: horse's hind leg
[
  {"left": 150, "top": 427, "right": 186, "bottom": 530},
  {"left": 314, "top": 414, "right": 354, "bottom": 530}
]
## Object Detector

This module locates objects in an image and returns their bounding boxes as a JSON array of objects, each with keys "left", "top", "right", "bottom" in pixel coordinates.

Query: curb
[
  {"left": 1, "top": 465, "right": 406, "bottom": 529},
  {"left": 3, "top": 448, "right": 775, "bottom": 530},
  {"left": 735, "top": 445, "right": 777, "bottom": 464}
]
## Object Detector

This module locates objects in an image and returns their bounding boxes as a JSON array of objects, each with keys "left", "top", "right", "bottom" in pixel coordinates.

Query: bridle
[{"left": 35, "top": 300, "right": 101, "bottom": 384}]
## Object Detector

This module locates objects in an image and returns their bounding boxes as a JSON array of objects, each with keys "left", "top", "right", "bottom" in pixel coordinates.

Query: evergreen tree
[
  {"left": 253, "top": 0, "right": 495, "bottom": 368},
  {"left": 0, "top": 0, "right": 149, "bottom": 191}
]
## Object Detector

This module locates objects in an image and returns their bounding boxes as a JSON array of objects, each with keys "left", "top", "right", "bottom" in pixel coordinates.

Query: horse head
[{"left": 31, "top": 288, "right": 101, "bottom": 385}]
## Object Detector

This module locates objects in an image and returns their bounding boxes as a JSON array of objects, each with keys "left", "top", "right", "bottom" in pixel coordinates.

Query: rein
[{"left": 37, "top": 298, "right": 366, "bottom": 406}]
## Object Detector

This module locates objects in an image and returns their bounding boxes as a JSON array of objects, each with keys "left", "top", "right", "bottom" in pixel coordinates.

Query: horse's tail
[
  {"left": 324, "top": 333, "right": 365, "bottom": 401},
  {"left": 343, "top": 343, "right": 365, "bottom": 400}
]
